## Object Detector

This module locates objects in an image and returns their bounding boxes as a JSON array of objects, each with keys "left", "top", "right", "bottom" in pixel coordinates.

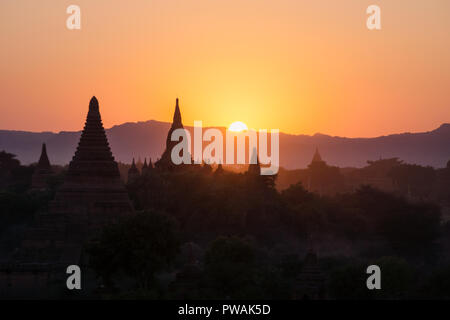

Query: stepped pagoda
[
  {"left": 1, "top": 97, "right": 133, "bottom": 298},
  {"left": 51, "top": 96, "right": 133, "bottom": 227},
  {"left": 24, "top": 96, "right": 133, "bottom": 248},
  {"left": 155, "top": 98, "right": 189, "bottom": 170},
  {"left": 31, "top": 143, "right": 53, "bottom": 190}
]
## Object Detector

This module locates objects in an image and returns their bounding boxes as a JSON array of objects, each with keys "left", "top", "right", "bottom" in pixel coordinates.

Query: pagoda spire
[
  {"left": 149, "top": 158, "right": 154, "bottom": 168},
  {"left": 89, "top": 96, "right": 99, "bottom": 111},
  {"left": 311, "top": 147, "right": 323, "bottom": 163},
  {"left": 70, "top": 96, "right": 114, "bottom": 165},
  {"left": 165, "top": 98, "right": 185, "bottom": 149},
  {"left": 128, "top": 158, "right": 140, "bottom": 182},
  {"left": 156, "top": 98, "right": 190, "bottom": 170},
  {"left": 142, "top": 158, "right": 149, "bottom": 175},
  {"left": 37, "top": 143, "right": 51, "bottom": 169},
  {"left": 31, "top": 143, "right": 53, "bottom": 190},
  {"left": 173, "top": 98, "right": 182, "bottom": 126}
]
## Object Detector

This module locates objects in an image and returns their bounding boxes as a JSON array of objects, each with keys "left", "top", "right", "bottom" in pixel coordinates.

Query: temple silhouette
[
  {"left": 155, "top": 98, "right": 187, "bottom": 171},
  {"left": 31, "top": 143, "right": 53, "bottom": 191},
  {"left": 128, "top": 158, "right": 140, "bottom": 182},
  {"left": 2, "top": 95, "right": 448, "bottom": 300},
  {"left": 48, "top": 96, "right": 133, "bottom": 233},
  {"left": 1, "top": 97, "right": 133, "bottom": 297}
]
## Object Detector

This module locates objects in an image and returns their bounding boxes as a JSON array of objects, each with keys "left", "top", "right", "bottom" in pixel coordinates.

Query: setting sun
[{"left": 228, "top": 121, "right": 248, "bottom": 132}]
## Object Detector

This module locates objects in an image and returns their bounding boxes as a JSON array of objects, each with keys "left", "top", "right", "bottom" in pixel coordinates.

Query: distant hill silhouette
[{"left": 1, "top": 121, "right": 449, "bottom": 169}]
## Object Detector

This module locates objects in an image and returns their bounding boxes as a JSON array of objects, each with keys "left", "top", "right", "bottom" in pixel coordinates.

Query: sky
[{"left": 1, "top": 0, "right": 450, "bottom": 137}]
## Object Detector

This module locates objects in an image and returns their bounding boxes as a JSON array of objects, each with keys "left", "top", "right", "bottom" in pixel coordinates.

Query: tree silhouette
[{"left": 87, "top": 210, "right": 180, "bottom": 291}]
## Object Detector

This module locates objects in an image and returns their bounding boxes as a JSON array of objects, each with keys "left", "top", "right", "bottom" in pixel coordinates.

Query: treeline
[
  {"left": 2, "top": 150, "right": 450, "bottom": 299},
  {"left": 0, "top": 151, "right": 64, "bottom": 251},
  {"left": 389, "top": 161, "right": 450, "bottom": 202},
  {"left": 86, "top": 166, "right": 450, "bottom": 299}
]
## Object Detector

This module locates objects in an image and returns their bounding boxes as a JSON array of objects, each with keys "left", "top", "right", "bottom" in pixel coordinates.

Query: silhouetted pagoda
[
  {"left": 31, "top": 143, "right": 53, "bottom": 190},
  {"left": 136, "top": 156, "right": 143, "bottom": 170},
  {"left": 246, "top": 148, "right": 276, "bottom": 189},
  {"left": 141, "top": 158, "right": 153, "bottom": 175},
  {"left": 141, "top": 158, "right": 149, "bottom": 174},
  {"left": 305, "top": 147, "right": 342, "bottom": 195},
  {"left": 311, "top": 147, "right": 324, "bottom": 164},
  {"left": 155, "top": 98, "right": 187, "bottom": 170},
  {"left": 27, "top": 96, "right": 133, "bottom": 247},
  {"left": 149, "top": 158, "right": 154, "bottom": 169},
  {"left": 1, "top": 97, "right": 133, "bottom": 297},
  {"left": 128, "top": 158, "right": 140, "bottom": 182}
]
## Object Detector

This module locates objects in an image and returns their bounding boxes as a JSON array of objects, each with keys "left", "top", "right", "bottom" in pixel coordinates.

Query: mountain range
[{"left": 1, "top": 121, "right": 449, "bottom": 169}]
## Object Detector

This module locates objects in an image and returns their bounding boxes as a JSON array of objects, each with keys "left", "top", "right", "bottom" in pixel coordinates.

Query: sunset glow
[
  {"left": 1, "top": 1, "right": 450, "bottom": 303},
  {"left": 1, "top": 1, "right": 450, "bottom": 137},
  {"left": 228, "top": 121, "right": 248, "bottom": 132}
]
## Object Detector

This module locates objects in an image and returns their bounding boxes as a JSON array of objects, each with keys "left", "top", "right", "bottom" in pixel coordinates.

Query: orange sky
[{"left": 1, "top": 0, "right": 450, "bottom": 137}]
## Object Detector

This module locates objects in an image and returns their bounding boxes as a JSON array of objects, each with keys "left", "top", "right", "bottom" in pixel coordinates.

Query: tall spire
[
  {"left": 142, "top": 158, "right": 149, "bottom": 175},
  {"left": 128, "top": 158, "right": 140, "bottom": 182},
  {"left": 311, "top": 147, "right": 323, "bottom": 163},
  {"left": 89, "top": 96, "right": 99, "bottom": 111},
  {"left": 156, "top": 98, "right": 189, "bottom": 170},
  {"left": 31, "top": 143, "right": 53, "bottom": 190},
  {"left": 37, "top": 143, "right": 51, "bottom": 169},
  {"left": 165, "top": 98, "right": 184, "bottom": 149},
  {"left": 173, "top": 98, "right": 182, "bottom": 126},
  {"left": 143, "top": 158, "right": 148, "bottom": 169},
  {"left": 70, "top": 96, "right": 114, "bottom": 165}
]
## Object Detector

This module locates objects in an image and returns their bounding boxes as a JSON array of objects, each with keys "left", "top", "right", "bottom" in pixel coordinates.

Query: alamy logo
[
  {"left": 170, "top": 121, "right": 279, "bottom": 175},
  {"left": 66, "top": 265, "right": 81, "bottom": 290},
  {"left": 66, "top": 5, "right": 81, "bottom": 30},
  {"left": 367, "top": 5, "right": 381, "bottom": 30},
  {"left": 366, "top": 265, "right": 381, "bottom": 290}
]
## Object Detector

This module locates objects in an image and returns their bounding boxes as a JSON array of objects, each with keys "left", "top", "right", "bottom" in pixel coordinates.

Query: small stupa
[{"left": 31, "top": 143, "right": 53, "bottom": 190}]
